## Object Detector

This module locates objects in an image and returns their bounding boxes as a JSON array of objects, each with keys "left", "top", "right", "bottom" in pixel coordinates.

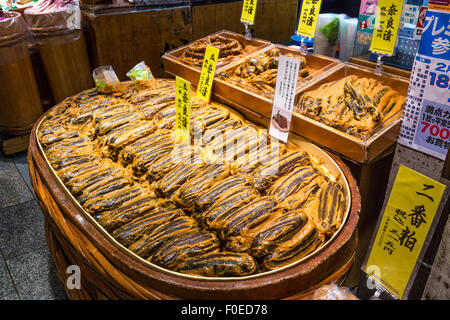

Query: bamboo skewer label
[
  {"left": 369, "top": 0, "right": 404, "bottom": 56},
  {"left": 196, "top": 45, "right": 220, "bottom": 104},
  {"left": 176, "top": 76, "right": 191, "bottom": 144},
  {"left": 296, "top": 0, "right": 322, "bottom": 38},
  {"left": 240, "top": 0, "right": 258, "bottom": 25}
]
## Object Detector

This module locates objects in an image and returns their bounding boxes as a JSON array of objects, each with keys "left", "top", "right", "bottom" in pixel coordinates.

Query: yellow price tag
[
  {"left": 365, "top": 165, "right": 446, "bottom": 299},
  {"left": 296, "top": 0, "right": 322, "bottom": 38},
  {"left": 241, "top": 0, "right": 258, "bottom": 25},
  {"left": 196, "top": 45, "right": 220, "bottom": 104},
  {"left": 369, "top": 0, "right": 404, "bottom": 55},
  {"left": 176, "top": 76, "right": 191, "bottom": 143}
]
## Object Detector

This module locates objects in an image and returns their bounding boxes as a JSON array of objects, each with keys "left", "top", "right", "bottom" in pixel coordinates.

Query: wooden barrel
[
  {"left": 29, "top": 42, "right": 55, "bottom": 111},
  {"left": 0, "top": 12, "right": 43, "bottom": 135},
  {"left": 33, "top": 30, "right": 94, "bottom": 103},
  {"left": 24, "top": 10, "right": 94, "bottom": 103},
  {"left": 28, "top": 106, "right": 360, "bottom": 300}
]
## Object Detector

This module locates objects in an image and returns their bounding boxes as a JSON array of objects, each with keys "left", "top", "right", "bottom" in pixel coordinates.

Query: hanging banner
[
  {"left": 196, "top": 45, "right": 220, "bottom": 104},
  {"left": 241, "top": 0, "right": 258, "bottom": 25},
  {"left": 176, "top": 76, "right": 191, "bottom": 143},
  {"left": 269, "top": 55, "right": 300, "bottom": 143},
  {"left": 428, "top": 0, "right": 449, "bottom": 12},
  {"left": 296, "top": 0, "right": 322, "bottom": 38},
  {"left": 397, "top": 9, "right": 450, "bottom": 160},
  {"left": 369, "top": 0, "right": 404, "bottom": 55},
  {"left": 363, "top": 165, "right": 446, "bottom": 299}
]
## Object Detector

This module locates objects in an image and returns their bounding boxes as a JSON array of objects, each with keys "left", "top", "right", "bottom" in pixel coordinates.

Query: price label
[
  {"left": 241, "top": 0, "right": 258, "bottom": 25},
  {"left": 296, "top": 0, "right": 322, "bottom": 38},
  {"left": 364, "top": 165, "right": 446, "bottom": 299},
  {"left": 196, "top": 45, "right": 220, "bottom": 104},
  {"left": 369, "top": 0, "right": 404, "bottom": 55},
  {"left": 269, "top": 55, "right": 300, "bottom": 143},
  {"left": 398, "top": 9, "right": 450, "bottom": 160},
  {"left": 176, "top": 76, "right": 191, "bottom": 143}
]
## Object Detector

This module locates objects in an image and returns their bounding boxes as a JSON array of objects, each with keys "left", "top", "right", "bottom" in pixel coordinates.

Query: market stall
[{"left": 0, "top": 0, "right": 448, "bottom": 302}]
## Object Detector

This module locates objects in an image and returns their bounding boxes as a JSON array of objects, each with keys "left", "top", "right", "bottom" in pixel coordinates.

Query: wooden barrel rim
[
  {"left": 28, "top": 103, "right": 361, "bottom": 299},
  {"left": 30, "top": 27, "right": 79, "bottom": 39},
  {"left": 0, "top": 31, "right": 28, "bottom": 48}
]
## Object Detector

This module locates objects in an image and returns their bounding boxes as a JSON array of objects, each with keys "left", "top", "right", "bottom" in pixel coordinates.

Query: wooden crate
[{"left": 82, "top": 6, "right": 193, "bottom": 80}]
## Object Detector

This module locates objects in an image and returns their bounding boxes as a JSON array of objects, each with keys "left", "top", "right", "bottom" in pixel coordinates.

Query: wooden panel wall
[
  {"left": 192, "top": 2, "right": 244, "bottom": 39},
  {"left": 192, "top": 0, "right": 299, "bottom": 44},
  {"left": 83, "top": 6, "right": 193, "bottom": 80},
  {"left": 82, "top": 1, "right": 299, "bottom": 81},
  {"left": 253, "top": 0, "right": 299, "bottom": 44}
]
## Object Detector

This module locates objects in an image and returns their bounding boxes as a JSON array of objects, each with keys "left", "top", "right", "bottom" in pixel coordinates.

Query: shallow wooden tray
[
  {"left": 211, "top": 44, "right": 341, "bottom": 132},
  {"left": 162, "top": 29, "right": 271, "bottom": 85},
  {"left": 215, "top": 44, "right": 340, "bottom": 99}
]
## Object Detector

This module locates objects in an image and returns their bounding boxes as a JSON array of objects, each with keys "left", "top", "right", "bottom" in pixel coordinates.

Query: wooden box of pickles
[
  {"left": 216, "top": 61, "right": 409, "bottom": 163},
  {"left": 29, "top": 78, "right": 360, "bottom": 299},
  {"left": 162, "top": 30, "right": 272, "bottom": 84}
]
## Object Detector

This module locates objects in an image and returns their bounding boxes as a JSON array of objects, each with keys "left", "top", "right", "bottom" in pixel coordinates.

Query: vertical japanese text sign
[
  {"left": 369, "top": 0, "right": 404, "bottom": 55},
  {"left": 269, "top": 55, "right": 301, "bottom": 143},
  {"left": 176, "top": 76, "right": 191, "bottom": 143},
  {"left": 241, "top": 0, "right": 258, "bottom": 25},
  {"left": 364, "top": 165, "right": 446, "bottom": 299},
  {"left": 398, "top": 8, "right": 450, "bottom": 160},
  {"left": 196, "top": 45, "right": 220, "bottom": 104},
  {"left": 297, "top": 0, "right": 322, "bottom": 38}
]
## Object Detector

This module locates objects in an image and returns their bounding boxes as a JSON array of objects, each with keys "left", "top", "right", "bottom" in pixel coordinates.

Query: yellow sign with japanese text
[
  {"left": 176, "top": 76, "right": 191, "bottom": 143},
  {"left": 241, "top": 0, "right": 258, "bottom": 25},
  {"left": 196, "top": 45, "right": 220, "bottom": 104},
  {"left": 369, "top": 0, "right": 404, "bottom": 55},
  {"left": 364, "top": 165, "right": 446, "bottom": 299},
  {"left": 296, "top": 0, "right": 322, "bottom": 38}
]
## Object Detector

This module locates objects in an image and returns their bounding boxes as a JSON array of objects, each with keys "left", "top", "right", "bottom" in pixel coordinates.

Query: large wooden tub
[{"left": 28, "top": 101, "right": 360, "bottom": 300}]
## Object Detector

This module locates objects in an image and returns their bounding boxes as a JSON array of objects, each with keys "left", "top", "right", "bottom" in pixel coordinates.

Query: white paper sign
[
  {"left": 397, "top": 9, "right": 450, "bottom": 160},
  {"left": 269, "top": 55, "right": 301, "bottom": 143}
]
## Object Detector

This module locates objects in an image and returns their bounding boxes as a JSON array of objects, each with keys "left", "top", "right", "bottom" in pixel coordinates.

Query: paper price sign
[
  {"left": 297, "top": 0, "right": 322, "bottom": 38},
  {"left": 196, "top": 45, "right": 220, "bottom": 104},
  {"left": 176, "top": 76, "right": 191, "bottom": 143},
  {"left": 398, "top": 9, "right": 450, "bottom": 160},
  {"left": 241, "top": 0, "right": 258, "bottom": 25},
  {"left": 364, "top": 165, "right": 446, "bottom": 299},
  {"left": 269, "top": 55, "right": 300, "bottom": 143},
  {"left": 369, "top": 0, "right": 404, "bottom": 55}
]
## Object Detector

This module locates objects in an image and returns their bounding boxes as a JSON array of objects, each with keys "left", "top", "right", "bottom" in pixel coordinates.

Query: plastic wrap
[
  {"left": 339, "top": 17, "right": 358, "bottom": 62},
  {"left": 313, "top": 13, "right": 346, "bottom": 58},
  {"left": 126, "top": 61, "right": 157, "bottom": 91},
  {"left": 0, "top": 10, "right": 43, "bottom": 135},
  {"left": 312, "top": 283, "right": 359, "bottom": 300},
  {"left": 93, "top": 65, "right": 124, "bottom": 95},
  {"left": 24, "top": 0, "right": 81, "bottom": 44},
  {"left": 0, "top": 10, "right": 32, "bottom": 65}
]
